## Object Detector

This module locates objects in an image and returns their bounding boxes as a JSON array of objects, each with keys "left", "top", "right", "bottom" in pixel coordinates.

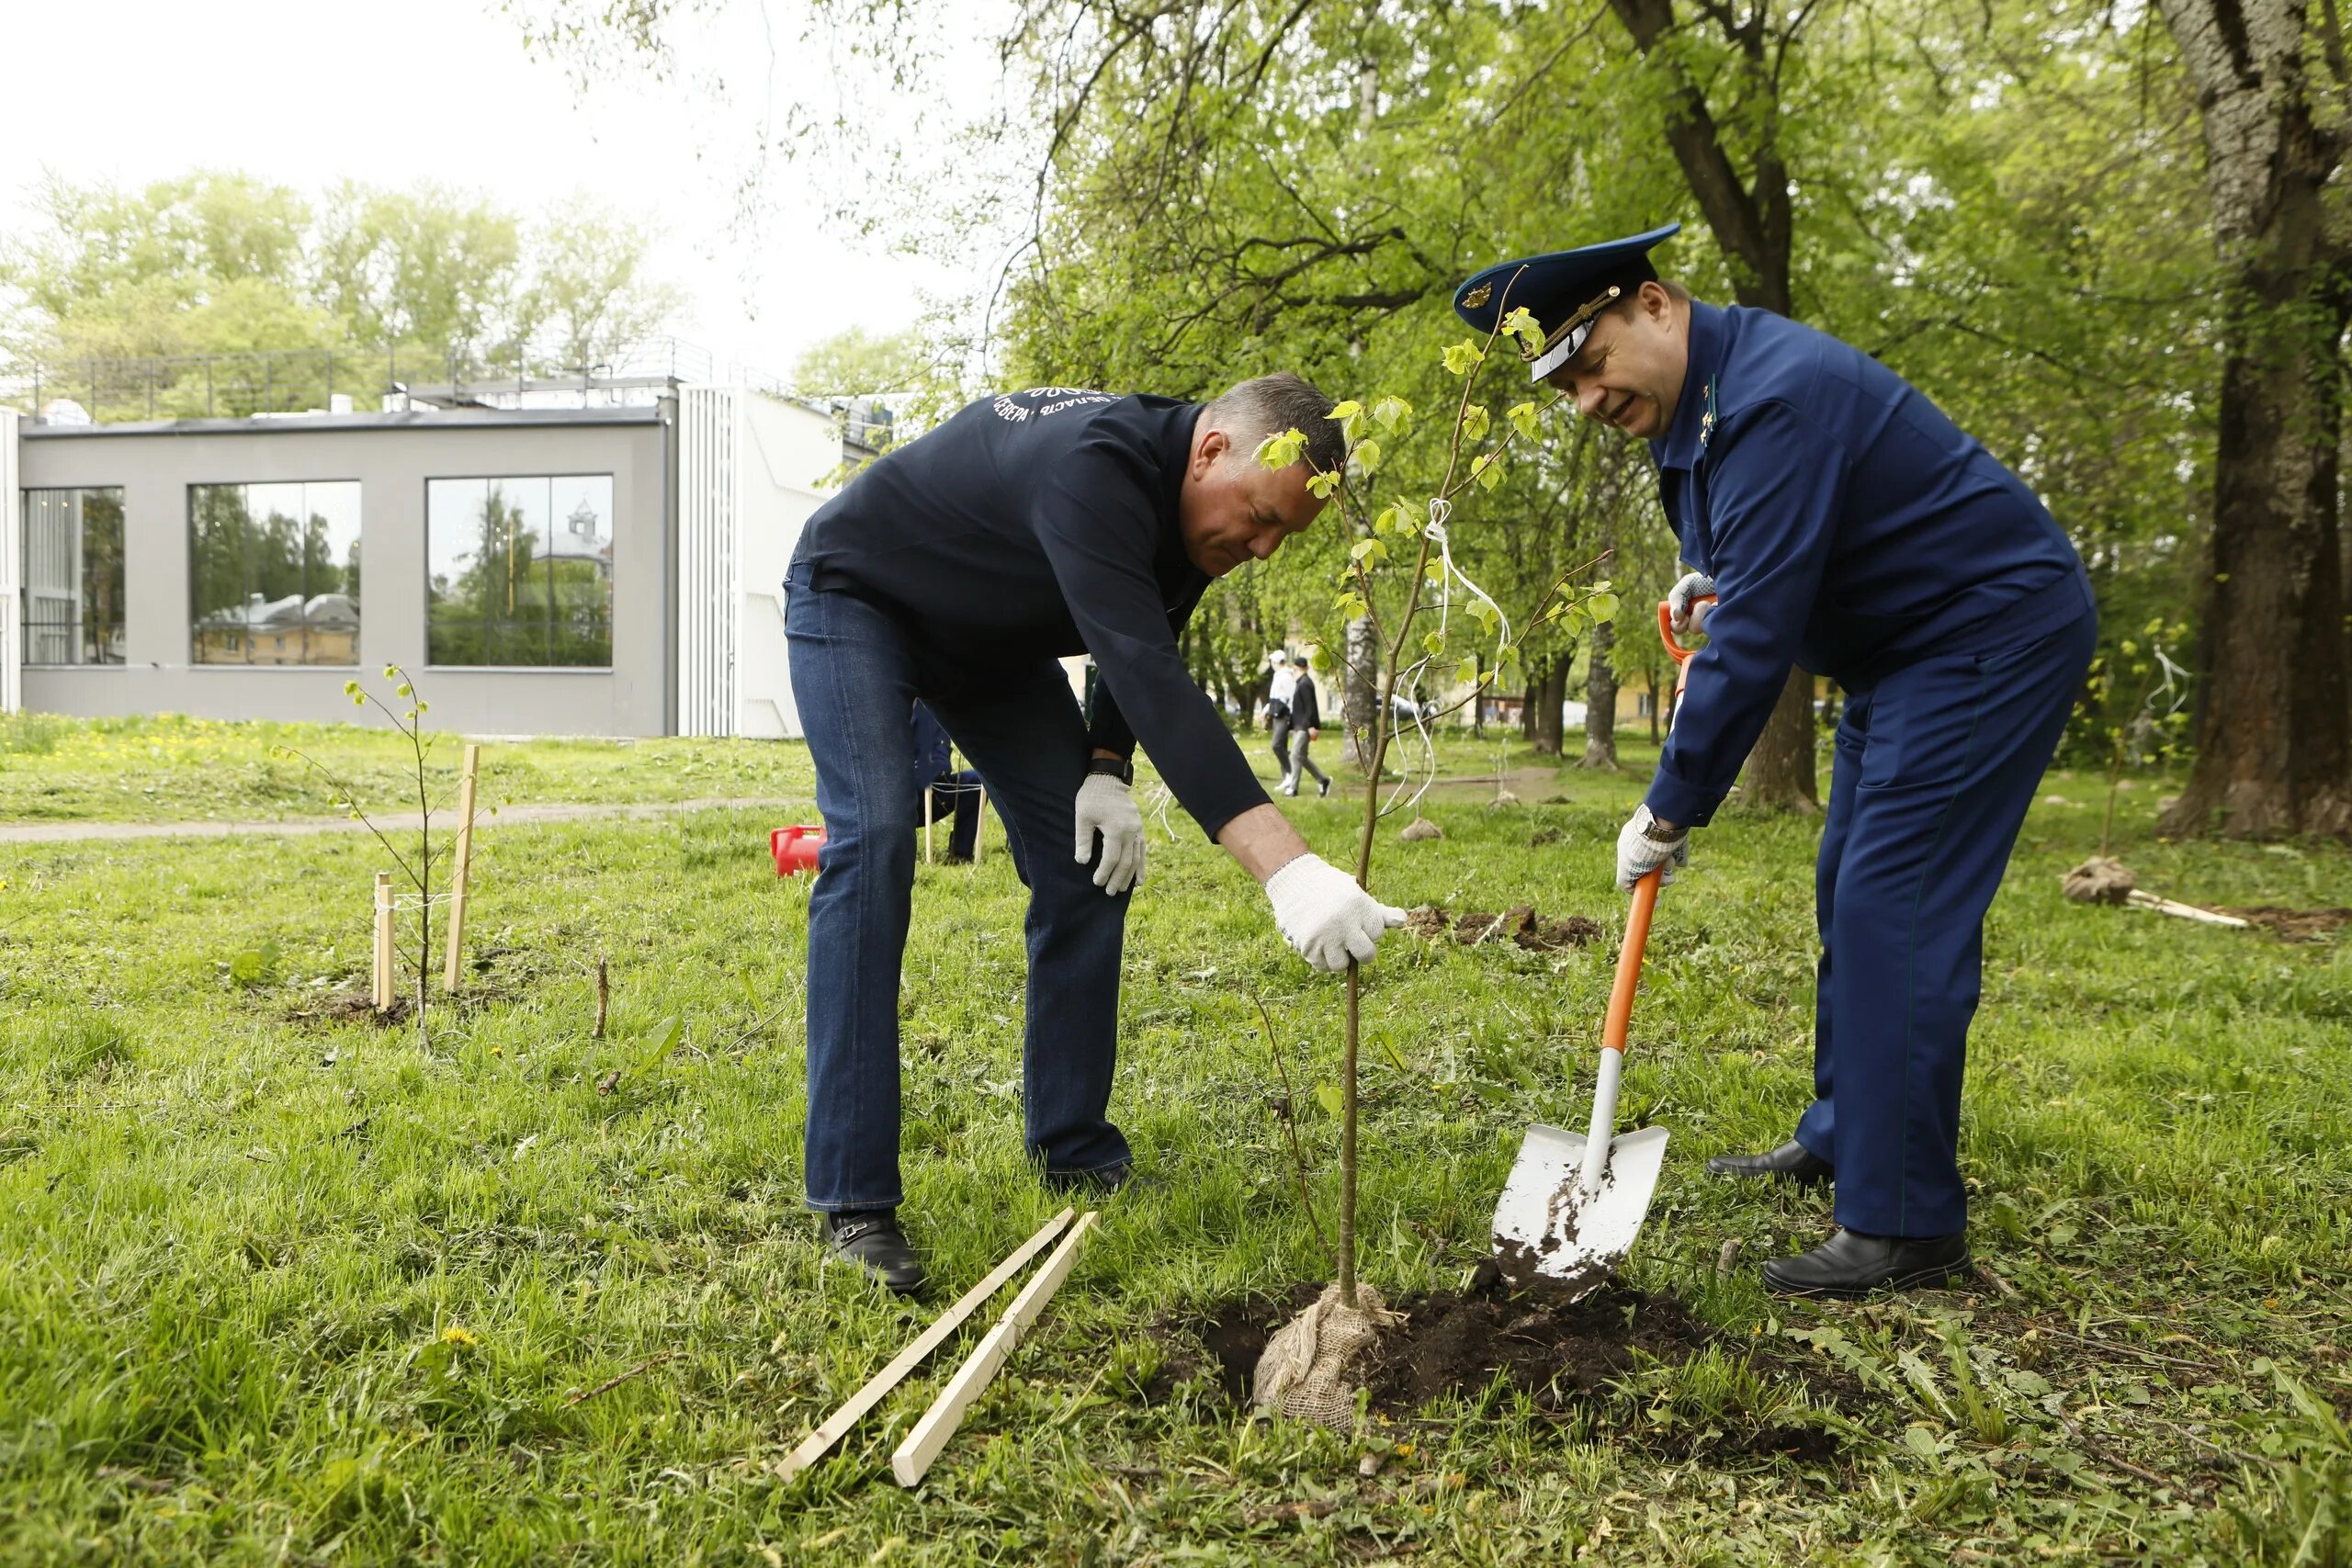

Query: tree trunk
[
  {"left": 1580, "top": 614, "right": 1620, "bottom": 769},
  {"left": 1531, "top": 652, "right": 1570, "bottom": 756},
  {"left": 1521, "top": 673, "right": 1540, "bottom": 740},
  {"left": 1737, "top": 671, "right": 1820, "bottom": 815},
  {"left": 1342, "top": 615, "right": 1377, "bottom": 766},
  {"left": 2155, "top": 0, "right": 2352, "bottom": 840},
  {"left": 1647, "top": 658, "right": 1661, "bottom": 743},
  {"left": 1605, "top": 0, "right": 1820, "bottom": 812}
]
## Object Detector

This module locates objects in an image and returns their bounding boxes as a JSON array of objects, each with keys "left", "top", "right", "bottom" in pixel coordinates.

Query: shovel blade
[{"left": 1491, "top": 1122, "right": 1668, "bottom": 1299}]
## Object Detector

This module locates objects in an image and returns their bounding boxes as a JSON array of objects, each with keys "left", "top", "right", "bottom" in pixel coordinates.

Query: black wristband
[{"left": 1087, "top": 755, "right": 1136, "bottom": 786}]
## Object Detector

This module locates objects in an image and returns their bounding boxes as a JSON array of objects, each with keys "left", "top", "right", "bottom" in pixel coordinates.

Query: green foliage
[{"left": 1, "top": 170, "right": 680, "bottom": 374}]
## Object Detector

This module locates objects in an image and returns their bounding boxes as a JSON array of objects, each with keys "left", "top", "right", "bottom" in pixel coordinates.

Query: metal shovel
[{"left": 1491, "top": 595, "right": 1709, "bottom": 1296}]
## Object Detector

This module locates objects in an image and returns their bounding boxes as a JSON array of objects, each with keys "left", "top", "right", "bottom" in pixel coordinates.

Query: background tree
[
  {"left": 2151, "top": 0, "right": 2352, "bottom": 839},
  {"left": 3, "top": 172, "right": 684, "bottom": 388}
]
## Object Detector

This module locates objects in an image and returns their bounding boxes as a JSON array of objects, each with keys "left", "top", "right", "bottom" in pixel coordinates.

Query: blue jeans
[
  {"left": 1793, "top": 608, "right": 2098, "bottom": 1237},
  {"left": 785, "top": 562, "right": 1133, "bottom": 1212}
]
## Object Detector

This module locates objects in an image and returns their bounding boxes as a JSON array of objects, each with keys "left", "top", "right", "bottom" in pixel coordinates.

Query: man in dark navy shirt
[
  {"left": 1456, "top": 228, "right": 2096, "bottom": 1298},
  {"left": 786, "top": 374, "right": 1406, "bottom": 1292}
]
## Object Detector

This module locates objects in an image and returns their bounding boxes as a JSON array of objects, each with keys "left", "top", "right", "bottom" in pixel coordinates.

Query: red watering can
[{"left": 771, "top": 825, "right": 825, "bottom": 876}]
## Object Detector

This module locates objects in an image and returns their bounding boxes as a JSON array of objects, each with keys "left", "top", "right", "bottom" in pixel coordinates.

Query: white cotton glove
[
  {"left": 1073, "top": 773, "right": 1147, "bottom": 895},
  {"left": 1616, "top": 804, "right": 1691, "bottom": 892},
  {"left": 1264, "top": 853, "right": 1408, "bottom": 973},
  {"left": 1668, "top": 571, "right": 1717, "bottom": 638}
]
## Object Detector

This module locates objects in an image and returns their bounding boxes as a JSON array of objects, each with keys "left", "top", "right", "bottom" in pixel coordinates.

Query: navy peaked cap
[{"left": 1453, "top": 223, "right": 1682, "bottom": 380}]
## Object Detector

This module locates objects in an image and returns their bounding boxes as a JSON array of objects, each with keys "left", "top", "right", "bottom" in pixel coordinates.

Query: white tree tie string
[{"left": 1378, "top": 497, "right": 1514, "bottom": 820}]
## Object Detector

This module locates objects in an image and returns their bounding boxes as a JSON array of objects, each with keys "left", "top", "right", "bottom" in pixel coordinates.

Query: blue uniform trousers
[
  {"left": 1793, "top": 609, "right": 2097, "bottom": 1237},
  {"left": 785, "top": 562, "right": 1133, "bottom": 1212}
]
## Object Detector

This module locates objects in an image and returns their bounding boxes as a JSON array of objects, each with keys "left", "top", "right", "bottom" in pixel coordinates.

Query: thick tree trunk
[
  {"left": 1605, "top": 0, "right": 1818, "bottom": 812},
  {"left": 1580, "top": 615, "right": 1619, "bottom": 769},
  {"left": 1531, "top": 653, "right": 1570, "bottom": 756},
  {"left": 1341, "top": 615, "right": 1376, "bottom": 766},
  {"left": 1738, "top": 671, "right": 1820, "bottom": 815},
  {"left": 2156, "top": 0, "right": 2352, "bottom": 840}
]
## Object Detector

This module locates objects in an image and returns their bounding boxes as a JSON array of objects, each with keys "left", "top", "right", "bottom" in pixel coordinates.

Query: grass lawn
[
  {"left": 1, "top": 716, "right": 2347, "bottom": 1564},
  {"left": 0, "top": 711, "right": 810, "bottom": 824}
]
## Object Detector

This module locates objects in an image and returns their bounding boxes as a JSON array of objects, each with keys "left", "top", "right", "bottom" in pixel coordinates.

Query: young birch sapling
[
  {"left": 1247, "top": 301, "right": 1618, "bottom": 1423},
  {"left": 277, "top": 665, "right": 458, "bottom": 1045}
]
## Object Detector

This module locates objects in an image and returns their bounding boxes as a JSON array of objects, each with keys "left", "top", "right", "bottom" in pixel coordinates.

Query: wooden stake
[
  {"left": 372, "top": 872, "right": 395, "bottom": 1010},
  {"left": 890, "top": 1211, "right": 1099, "bottom": 1488},
  {"left": 774, "top": 1209, "right": 1075, "bottom": 1482},
  {"left": 442, "top": 743, "right": 481, "bottom": 991},
  {"left": 923, "top": 779, "right": 934, "bottom": 866},
  {"left": 972, "top": 788, "right": 988, "bottom": 865},
  {"left": 593, "top": 957, "right": 610, "bottom": 1040}
]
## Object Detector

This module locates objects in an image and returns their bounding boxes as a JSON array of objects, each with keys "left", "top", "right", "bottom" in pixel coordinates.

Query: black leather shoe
[
  {"left": 1707, "top": 1140, "right": 1833, "bottom": 1185},
  {"left": 1761, "top": 1228, "right": 1972, "bottom": 1298},
  {"left": 820, "top": 1211, "right": 927, "bottom": 1294},
  {"left": 1042, "top": 1162, "right": 1131, "bottom": 1196}
]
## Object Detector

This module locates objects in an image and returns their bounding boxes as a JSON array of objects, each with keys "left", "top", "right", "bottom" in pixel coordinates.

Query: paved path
[{"left": 0, "top": 797, "right": 808, "bottom": 845}]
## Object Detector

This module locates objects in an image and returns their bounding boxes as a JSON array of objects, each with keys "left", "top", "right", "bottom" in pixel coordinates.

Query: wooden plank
[
  {"left": 442, "top": 744, "right": 481, "bottom": 991},
  {"left": 890, "top": 1210, "right": 1099, "bottom": 1488},
  {"left": 772, "top": 1208, "right": 1075, "bottom": 1482},
  {"left": 372, "top": 872, "right": 395, "bottom": 1010}
]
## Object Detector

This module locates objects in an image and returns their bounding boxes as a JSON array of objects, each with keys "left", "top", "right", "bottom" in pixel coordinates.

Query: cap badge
[{"left": 1461, "top": 282, "right": 1492, "bottom": 309}]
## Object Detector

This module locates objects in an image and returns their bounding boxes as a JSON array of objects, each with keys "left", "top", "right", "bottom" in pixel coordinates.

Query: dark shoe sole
[{"left": 1762, "top": 1252, "right": 1973, "bottom": 1300}]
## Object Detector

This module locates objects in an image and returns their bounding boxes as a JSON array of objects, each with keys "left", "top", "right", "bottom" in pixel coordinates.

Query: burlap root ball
[
  {"left": 2062, "top": 856, "right": 2137, "bottom": 905},
  {"left": 1250, "top": 1281, "right": 1393, "bottom": 1431}
]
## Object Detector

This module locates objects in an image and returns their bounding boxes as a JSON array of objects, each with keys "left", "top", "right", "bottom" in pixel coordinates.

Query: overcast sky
[{"left": 1, "top": 0, "right": 1011, "bottom": 379}]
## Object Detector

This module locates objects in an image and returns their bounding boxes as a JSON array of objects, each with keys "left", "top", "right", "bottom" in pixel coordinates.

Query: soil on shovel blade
[{"left": 1173, "top": 1269, "right": 1714, "bottom": 1418}]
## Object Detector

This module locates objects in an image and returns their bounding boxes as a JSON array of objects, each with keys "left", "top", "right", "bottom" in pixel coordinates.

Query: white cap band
[{"left": 1529, "top": 320, "right": 1595, "bottom": 381}]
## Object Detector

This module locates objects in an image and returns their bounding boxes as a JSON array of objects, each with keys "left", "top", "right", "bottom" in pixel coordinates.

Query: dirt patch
[
  {"left": 284, "top": 990, "right": 413, "bottom": 1030},
  {"left": 1358, "top": 1275, "right": 1714, "bottom": 1413},
  {"left": 1162, "top": 1273, "right": 1712, "bottom": 1417},
  {"left": 1447, "top": 905, "right": 1603, "bottom": 952},
  {"left": 2217, "top": 905, "right": 2352, "bottom": 941}
]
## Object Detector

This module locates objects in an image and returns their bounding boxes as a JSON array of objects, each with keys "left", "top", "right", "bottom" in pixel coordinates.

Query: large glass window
[
  {"left": 426, "top": 476, "right": 614, "bottom": 668},
  {"left": 21, "top": 488, "right": 127, "bottom": 666},
  {"left": 189, "top": 480, "right": 362, "bottom": 665}
]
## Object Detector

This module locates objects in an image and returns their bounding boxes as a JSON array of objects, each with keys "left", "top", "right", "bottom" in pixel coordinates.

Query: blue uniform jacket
[
  {"left": 1645, "top": 303, "right": 2094, "bottom": 828},
  {"left": 793, "top": 389, "right": 1265, "bottom": 838}
]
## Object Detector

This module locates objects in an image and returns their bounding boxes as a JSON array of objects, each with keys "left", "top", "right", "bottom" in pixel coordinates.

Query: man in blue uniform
[
  {"left": 1454, "top": 226, "right": 2096, "bottom": 1296},
  {"left": 786, "top": 375, "right": 1407, "bottom": 1292}
]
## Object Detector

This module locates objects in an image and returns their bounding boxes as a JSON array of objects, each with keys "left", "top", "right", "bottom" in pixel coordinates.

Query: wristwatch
[
  {"left": 1642, "top": 816, "right": 1690, "bottom": 843},
  {"left": 1087, "top": 755, "right": 1136, "bottom": 786}
]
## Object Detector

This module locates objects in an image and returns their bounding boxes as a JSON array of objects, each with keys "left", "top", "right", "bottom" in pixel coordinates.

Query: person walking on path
[
  {"left": 1265, "top": 649, "right": 1297, "bottom": 780},
  {"left": 1454, "top": 225, "right": 2096, "bottom": 1298},
  {"left": 1282, "top": 660, "right": 1330, "bottom": 797},
  {"left": 786, "top": 375, "right": 1407, "bottom": 1292}
]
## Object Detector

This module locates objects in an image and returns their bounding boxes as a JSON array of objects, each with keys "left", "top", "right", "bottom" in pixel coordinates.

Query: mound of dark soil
[
  {"left": 1168, "top": 1272, "right": 1712, "bottom": 1417},
  {"left": 2219, "top": 905, "right": 2351, "bottom": 941},
  {"left": 1409, "top": 903, "right": 1603, "bottom": 953},
  {"left": 1455, "top": 906, "right": 1602, "bottom": 953},
  {"left": 1358, "top": 1274, "right": 1713, "bottom": 1412},
  {"left": 284, "top": 990, "right": 413, "bottom": 1030}
]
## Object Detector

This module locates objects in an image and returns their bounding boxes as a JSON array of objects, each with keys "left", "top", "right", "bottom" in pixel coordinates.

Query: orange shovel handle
[{"left": 1602, "top": 868, "right": 1661, "bottom": 1056}]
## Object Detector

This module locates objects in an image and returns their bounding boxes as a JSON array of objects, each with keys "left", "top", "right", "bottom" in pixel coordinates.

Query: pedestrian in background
[
  {"left": 1264, "top": 649, "right": 1296, "bottom": 780},
  {"left": 1283, "top": 658, "right": 1330, "bottom": 797}
]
